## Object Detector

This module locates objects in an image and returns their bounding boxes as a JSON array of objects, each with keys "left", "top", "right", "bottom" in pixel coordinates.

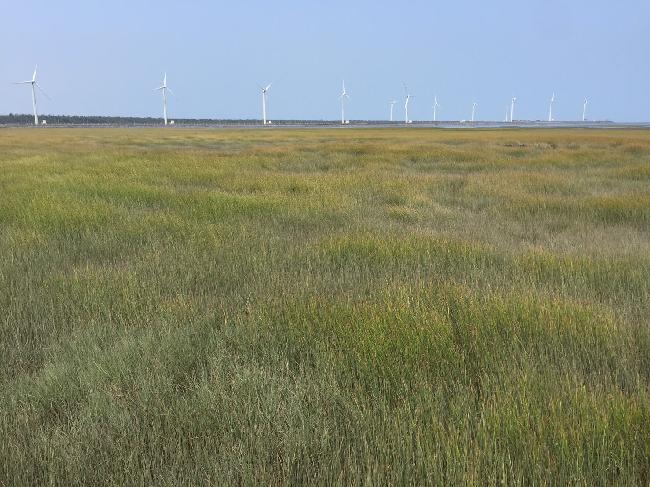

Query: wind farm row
[{"left": 11, "top": 66, "right": 597, "bottom": 127}]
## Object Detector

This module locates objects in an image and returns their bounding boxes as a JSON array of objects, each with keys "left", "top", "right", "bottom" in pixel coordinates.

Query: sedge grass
[{"left": 0, "top": 128, "right": 649, "bottom": 485}]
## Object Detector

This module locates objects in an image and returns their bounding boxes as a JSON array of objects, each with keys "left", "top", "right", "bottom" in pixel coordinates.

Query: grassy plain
[{"left": 0, "top": 127, "right": 649, "bottom": 485}]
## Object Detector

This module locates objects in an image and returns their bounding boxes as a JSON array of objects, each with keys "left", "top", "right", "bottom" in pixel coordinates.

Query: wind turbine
[
  {"left": 154, "top": 73, "right": 173, "bottom": 126},
  {"left": 339, "top": 80, "right": 349, "bottom": 124},
  {"left": 433, "top": 96, "right": 440, "bottom": 122},
  {"left": 510, "top": 96, "right": 517, "bottom": 123},
  {"left": 403, "top": 83, "right": 413, "bottom": 124},
  {"left": 548, "top": 92, "right": 555, "bottom": 122},
  {"left": 14, "top": 65, "right": 48, "bottom": 125},
  {"left": 471, "top": 102, "right": 478, "bottom": 123},
  {"left": 259, "top": 82, "right": 272, "bottom": 125},
  {"left": 389, "top": 100, "right": 396, "bottom": 122},
  {"left": 582, "top": 98, "right": 588, "bottom": 122}
]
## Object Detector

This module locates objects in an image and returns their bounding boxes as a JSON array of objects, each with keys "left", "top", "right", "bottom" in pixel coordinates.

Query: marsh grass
[{"left": 1, "top": 128, "right": 649, "bottom": 485}]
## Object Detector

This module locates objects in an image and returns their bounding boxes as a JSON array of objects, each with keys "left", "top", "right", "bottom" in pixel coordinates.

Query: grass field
[{"left": 1, "top": 127, "right": 649, "bottom": 485}]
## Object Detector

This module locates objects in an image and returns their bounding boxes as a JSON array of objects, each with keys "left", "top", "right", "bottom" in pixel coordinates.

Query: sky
[{"left": 1, "top": 0, "right": 649, "bottom": 122}]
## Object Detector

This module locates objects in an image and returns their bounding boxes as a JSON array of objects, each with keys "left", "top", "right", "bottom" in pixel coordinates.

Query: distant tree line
[
  {"left": 0, "top": 114, "right": 359, "bottom": 126},
  {"left": 0, "top": 114, "right": 248, "bottom": 125}
]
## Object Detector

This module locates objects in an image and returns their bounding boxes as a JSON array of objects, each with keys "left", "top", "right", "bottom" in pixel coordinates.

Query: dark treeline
[
  {"left": 0, "top": 114, "right": 350, "bottom": 126},
  {"left": 0, "top": 114, "right": 619, "bottom": 127},
  {"left": 0, "top": 114, "right": 254, "bottom": 125}
]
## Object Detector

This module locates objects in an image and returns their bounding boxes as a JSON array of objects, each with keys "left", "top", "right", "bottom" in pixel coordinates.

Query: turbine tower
[
  {"left": 433, "top": 96, "right": 440, "bottom": 122},
  {"left": 14, "top": 65, "right": 47, "bottom": 125},
  {"left": 471, "top": 102, "right": 478, "bottom": 123},
  {"left": 339, "top": 80, "right": 349, "bottom": 124},
  {"left": 154, "top": 73, "right": 173, "bottom": 126},
  {"left": 548, "top": 93, "right": 555, "bottom": 122},
  {"left": 403, "top": 83, "right": 413, "bottom": 124},
  {"left": 582, "top": 98, "right": 588, "bottom": 122},
  {"left": 259, "top": 83, "right": 272, "bottom": 125},
  {"left": 510, "top": 96, "right": 517, "bottom": 123},
  {"left": 389, "top": 100, "right": 396, "bottom": 122}
]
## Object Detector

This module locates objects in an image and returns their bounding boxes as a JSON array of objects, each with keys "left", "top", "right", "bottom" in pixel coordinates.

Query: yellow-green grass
[{"left": 1, "top": 128, "right": 649, "bottom": 485}]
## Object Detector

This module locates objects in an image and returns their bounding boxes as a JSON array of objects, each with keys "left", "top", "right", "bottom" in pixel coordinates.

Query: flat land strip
[{"left": 1, "top": 128, "right": 649, "bottom": 484}]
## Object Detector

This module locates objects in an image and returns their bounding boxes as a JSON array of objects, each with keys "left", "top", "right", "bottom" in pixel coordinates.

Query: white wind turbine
[
  {"left": 582, "top": 98, "right": 588, "bottom": 122},
  {"left": 339, "top": 80, "right": 349, "bottom": 124},
  {"left": 154, "top": 73, "right": 173, "bottom": 125},
  {"left": 510, "top": 96, "right": 517, "bottom": 123},
  {"left": 471, "top": 102, "right": 478, "bottom": 123},
  {"left": 14, "top": 65, "right": 49, "bottom": 125},
  {"left": 389, "top": 100, "right": 396, "bottom": 122},
  {"left": 433, "top": 96, "right": 440, "bottom": 122},
  {"left": 403, "top": 83, "right": 413, "bottom": 124},
  {"left": 259, "top": 82, "right": 272, "bottom": 125},
  {"left": 548, "top": 92, "right": 555, "bottom": 122}
]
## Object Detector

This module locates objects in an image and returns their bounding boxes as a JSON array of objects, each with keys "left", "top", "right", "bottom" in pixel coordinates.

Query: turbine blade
[
  {"left": 35, "top": 83, "right": 51, "bottom": 100},
  {"left": 265, "top": 83, "right": 272, "bottom": 91},
  {"left": 167, "top": 87, "right": 174, "bottom": 96},
  {"left": 13, "top": 81, "right": 33, "bottom": 84},
  {"left": 32, "top": 65, "right": 38, "bottom": 82}
]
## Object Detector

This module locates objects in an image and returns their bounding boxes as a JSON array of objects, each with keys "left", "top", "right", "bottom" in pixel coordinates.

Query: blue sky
[{"left": 1, "top": 0, "right": 648, "bottom": 121}]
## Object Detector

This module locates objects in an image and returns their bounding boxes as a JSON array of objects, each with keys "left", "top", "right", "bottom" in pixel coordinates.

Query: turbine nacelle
[{"left": 339, "top": 81, "right": 349, "bottom": 99}]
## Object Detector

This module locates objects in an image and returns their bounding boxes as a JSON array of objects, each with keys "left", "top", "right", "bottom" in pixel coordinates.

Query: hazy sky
[{"left": 1, "top": 0, "right": 649, "bottom": 121}]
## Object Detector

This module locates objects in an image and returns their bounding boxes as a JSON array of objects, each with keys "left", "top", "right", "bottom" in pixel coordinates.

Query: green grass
[{"left": 1, "top": 127, "right": 649, "bottom": 485}]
